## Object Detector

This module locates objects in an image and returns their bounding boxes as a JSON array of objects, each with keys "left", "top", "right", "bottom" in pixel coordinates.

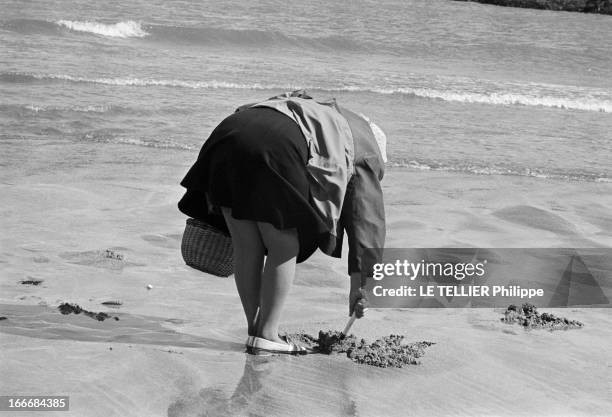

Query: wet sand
[{"left": 1, "top": 144, "right": 611, "bottom": 416}]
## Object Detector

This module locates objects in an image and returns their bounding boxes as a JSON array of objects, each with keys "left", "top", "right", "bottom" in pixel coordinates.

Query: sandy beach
[
  {"left": 1, "top": 141, "right": 611, "bottom": 416},
  {"left": 3, "top": 0, "right": 612, "bottom": 414}
]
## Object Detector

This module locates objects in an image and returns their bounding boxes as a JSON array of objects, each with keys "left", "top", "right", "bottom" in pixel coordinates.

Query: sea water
[{"left": 1, "top": 0, "right": 611, "bottom": 182}]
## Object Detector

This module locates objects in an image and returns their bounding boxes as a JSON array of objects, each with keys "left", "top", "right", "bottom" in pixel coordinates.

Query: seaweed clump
[
  {"left": 102, "top": 249, "right": 124, "bottom": 260},
  {"left": 20, "top": 278, "right": 43, "bottom": 286},
  {"left": 101, "top": 300, "right": 123, "bottom": 306},
  {"left": 288, "top": 331, "right": 435, "bottom": 368},
  {"left": 501, "top": 303, "right": 583, "bottom": 330},
  {"left": 58, "top": 303, "right": 119, "bottom": 322}
]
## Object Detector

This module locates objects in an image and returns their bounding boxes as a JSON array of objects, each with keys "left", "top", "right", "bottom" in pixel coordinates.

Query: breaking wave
[
  {"left": 0, "top": 18, "right": 361, "bottom": 49},
  {"left": 0, "top": 72, "right": 294, "bottom": 90},
  {"left": 3, "top": 71, "right": 611, "bottom": 113},
  {"left": 347, "top": 86, "right": 612, "bottom": 113},
  {"left": 56, "top": 20, "right": 149, "bottom": 38}
]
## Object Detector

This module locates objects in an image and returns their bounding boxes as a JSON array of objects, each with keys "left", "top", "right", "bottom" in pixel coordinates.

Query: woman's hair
[{"left": 359, "top": 114, "right": 388, "bottom": 163}]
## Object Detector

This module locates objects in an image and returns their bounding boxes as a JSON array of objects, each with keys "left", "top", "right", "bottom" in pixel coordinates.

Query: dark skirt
[{"left": 179, "top": 107, "right": 326, "bottom": 262}]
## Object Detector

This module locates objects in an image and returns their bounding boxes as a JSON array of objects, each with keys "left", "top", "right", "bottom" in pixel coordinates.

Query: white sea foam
[
  {"left": 388, "top": 160, "right": 610, "bottom": 182},
  {"left": 11, "top": 72, "right": 612, "bottom": 113},
  {"left": 340, "top": 86, "right": 612, "bottom": 113},
  {"left": 110, "top": 137, "right": 197, "bottom": 150},
  {"left": 399, "top": 88, "right": 612, "bottom": 113},
  {"left": 80, "top": 133, "right": 197, "bottom": 150},
  {"left": 21, "top": 72, "right": 295, "bottom": 90},
  {"left": 24, "top": 104, "right": 113, "bottom": 113},
  {"left": 57, "top": 20, "right": 149, "bottom": 38}
]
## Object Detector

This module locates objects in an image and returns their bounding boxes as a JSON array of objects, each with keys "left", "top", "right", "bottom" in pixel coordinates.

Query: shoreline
[{"left": 453, "top": 0, "right": 612, "bottom": 14}]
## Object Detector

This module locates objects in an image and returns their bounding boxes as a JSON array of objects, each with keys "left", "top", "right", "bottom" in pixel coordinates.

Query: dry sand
[{"left": 1, "top": 143, "right": 611, "bottom": 416}]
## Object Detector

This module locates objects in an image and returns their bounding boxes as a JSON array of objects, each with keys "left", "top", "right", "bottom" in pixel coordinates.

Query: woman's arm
[
  {"left": 342, "top": 154, "right": 386, "bottom": 316},
  {"left": 349, "top": 272, "right": 368, "bottom": 317}
]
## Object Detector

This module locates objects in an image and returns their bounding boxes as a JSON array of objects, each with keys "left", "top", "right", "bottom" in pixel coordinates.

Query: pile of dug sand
[
  {"left": 501, "top": 303, "right": 583, "bottom": 330},
  {"left": 288, "top": 331, "right": 435, "bottom": 368}
]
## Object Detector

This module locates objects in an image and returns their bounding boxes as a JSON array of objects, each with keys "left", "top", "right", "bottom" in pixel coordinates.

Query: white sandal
[{"left": 248, "top": 336, "right": 307, "bottom": 355}]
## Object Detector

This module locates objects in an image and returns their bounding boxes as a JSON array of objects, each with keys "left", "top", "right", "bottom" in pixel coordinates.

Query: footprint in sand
[
  {"left": 59, "top": 249, "right": 143, "bottom": 270},
  {"left": 141, "top": 233, "right": 182, "bottom": 249}
]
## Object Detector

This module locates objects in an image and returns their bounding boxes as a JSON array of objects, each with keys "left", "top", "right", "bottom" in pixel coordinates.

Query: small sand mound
[
  {"left": 288, "top": 331, "right": 435, "bottom": 368},
  {"left": 58, "top": 303, "right": 119, "bottom": 322},
  {"left": 501, "top": 303, "right": 583, "bottom": 330}
]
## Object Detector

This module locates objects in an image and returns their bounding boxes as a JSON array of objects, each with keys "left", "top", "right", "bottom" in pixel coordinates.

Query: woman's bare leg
[
  {"left": 255, "top": 222, "right": 299, "bottom": 343},
  {"left": 222, "top": 208, "right": 265, "bottom": 336}
]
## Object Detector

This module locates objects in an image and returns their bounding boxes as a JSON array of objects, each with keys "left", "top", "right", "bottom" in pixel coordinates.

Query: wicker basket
[{"left": 181, "top": 218, "right": 234, "bottom": 277}]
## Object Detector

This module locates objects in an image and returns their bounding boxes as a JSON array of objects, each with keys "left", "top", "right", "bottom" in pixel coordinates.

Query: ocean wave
[
  {"left": 0, "top": 103, "right": 138, "bottom": 119},
  {"left": 0, "top": 18, "right": 148, "bottom": 38},
  {"left": 0, "top": 71, "right": 296, "bottom": 90},
  {"left": 56, "top": 20, "right": 148, "bottom": 38},
  {"left": 76, "top": 134, "right": 611, "bottom": 182},
  {"left": 145, "top": 24, "right": 362, "bottom": 50},
  {"left": 0, "top": 18, "right": 360, "bottom": 49},
  {"left": 2, "top": 72, "right": 611, "bottom": 113},
  {"left": 80, "top": 133, "right": 197, "bottom": 151},
  {"left": 1, "top": 18, "right": 58, "bottom": 35},
  {"left": 25, "top": 104, "right": 115, "bottom": 113},
  {"left": 388, "top": 160, "right": 611, "bottom": 183},
  {"left": 0, "top": 103, "right": 193, "bottom": 117},
  {"left": 76, "top": 131, "right": 612, "bottom": 182},
  {"left": 337, "top": 85, "right": 612, "bottom": 113},
  {"left": 377, "top": 87, "right": 612, "bottom": 113}
]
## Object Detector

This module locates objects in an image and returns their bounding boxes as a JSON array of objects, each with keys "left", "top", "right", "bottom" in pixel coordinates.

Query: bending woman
[{"left": 178, "top": 91, "right": 386, "bottom": 354}]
